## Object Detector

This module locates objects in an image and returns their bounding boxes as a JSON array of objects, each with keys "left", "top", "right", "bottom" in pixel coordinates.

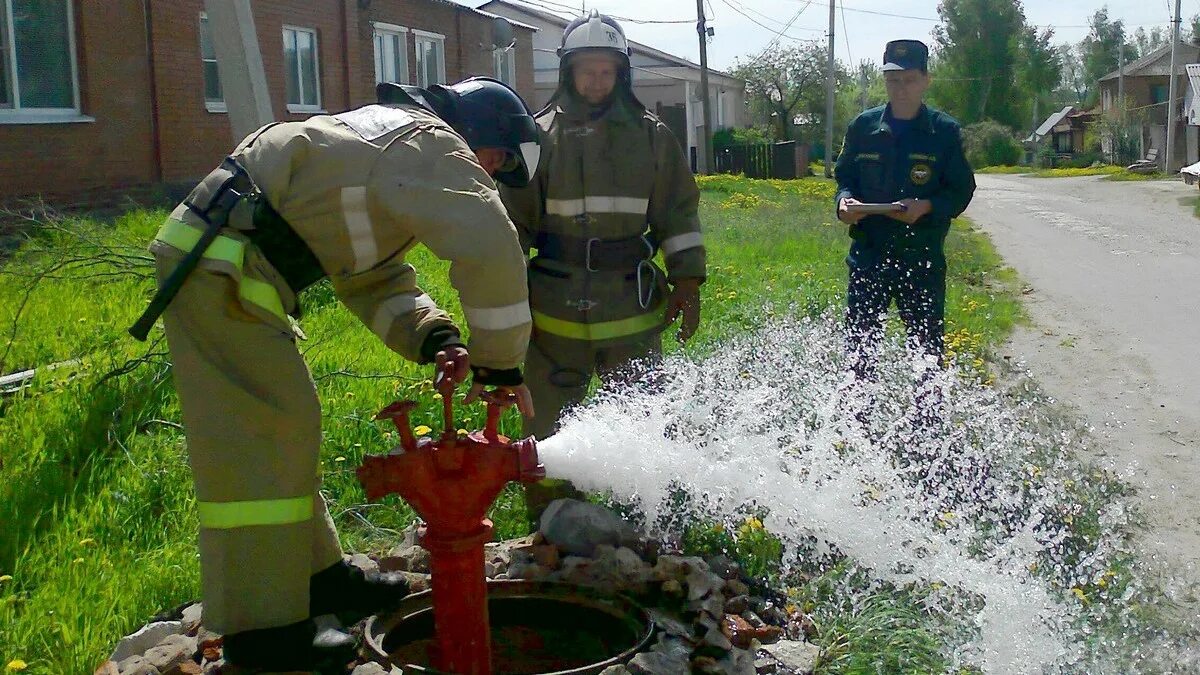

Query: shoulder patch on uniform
[
  {"left": 856, "top": 152, "right": 881, "bottom": 161},
  {"left": 909, "top": 153, "right": 937, "bottom": 162},
  {"left": 335, "top": 105, "right": 416, "bottom": 141}
]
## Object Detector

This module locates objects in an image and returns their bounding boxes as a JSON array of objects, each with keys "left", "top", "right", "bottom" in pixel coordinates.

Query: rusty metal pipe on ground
[{"left": 356, "top": 373, "right": 545, "bottom": 675}]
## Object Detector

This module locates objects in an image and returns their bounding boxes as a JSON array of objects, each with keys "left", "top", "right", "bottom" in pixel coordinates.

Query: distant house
[
  {"left": 1025, "top": 106, "right": 1098, "bottom": 164},
  {"left": 0, "top": 0, "right": 538, "bottom": 205},
  {"left": 479, "top": 0, "right": 747, "bottom": 172},
  {"left": 1097, "top": 40, "right": 1200, "bottom": 171}
]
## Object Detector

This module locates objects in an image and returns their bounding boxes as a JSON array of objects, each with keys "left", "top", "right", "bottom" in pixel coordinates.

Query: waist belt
[
  {"left": 129, "top": 156, "right": 324, "bottom": 340},
  {"left": 536, "top": 233, "right": 654, "bottom": 271}
]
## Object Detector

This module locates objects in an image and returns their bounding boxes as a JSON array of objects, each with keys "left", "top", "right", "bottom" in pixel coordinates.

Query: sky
[{"left": 463, "top": 0, "right": 1190, "bottom": 72}]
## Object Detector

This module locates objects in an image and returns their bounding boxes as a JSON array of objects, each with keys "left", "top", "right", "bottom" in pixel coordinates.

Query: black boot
[
  {"left": 310, "top": 560, "right": 410, "bottom": 624},
  {"left": 222, "top": 618, "right": 356, "bottom": 673}
]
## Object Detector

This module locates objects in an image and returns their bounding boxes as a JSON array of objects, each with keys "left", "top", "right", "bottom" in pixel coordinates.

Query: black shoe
[
  {"left": 222, "top": 618, "right": 356, "bottom": 673},
  {"left": 310, "top": 560, "right": 410, "bottom": 624}
]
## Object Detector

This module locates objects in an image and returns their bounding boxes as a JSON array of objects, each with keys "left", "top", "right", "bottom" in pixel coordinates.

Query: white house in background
[{"left": 479, "top": 0, "right": 748, "bottom": 172}]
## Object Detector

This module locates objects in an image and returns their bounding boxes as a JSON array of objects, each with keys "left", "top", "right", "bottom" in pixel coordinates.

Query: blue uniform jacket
[{"left": 834, "top": 104, "right": 976, "bottom": 269}]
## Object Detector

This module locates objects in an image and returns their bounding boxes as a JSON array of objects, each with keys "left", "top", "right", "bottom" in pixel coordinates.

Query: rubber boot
[
  {"left": 309, "top": 560, "right": 410, "bottom": 625},
  {"left": 221, "top": 618, "right": 356, "bottom": 673}
]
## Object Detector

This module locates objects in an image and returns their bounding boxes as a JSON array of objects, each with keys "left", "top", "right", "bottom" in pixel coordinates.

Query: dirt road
[{"left": 968, "top": 174, "right": 1200, "bottom": 592}]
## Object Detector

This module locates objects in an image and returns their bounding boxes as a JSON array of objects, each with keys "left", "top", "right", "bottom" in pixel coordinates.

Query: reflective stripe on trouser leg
[{"left": 156, "top": 261, "right": 342, "bottom": 635}]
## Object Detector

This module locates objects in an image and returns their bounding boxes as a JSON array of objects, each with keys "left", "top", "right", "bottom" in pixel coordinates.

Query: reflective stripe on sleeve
[
  {"left": 342, "top": 186, "right": 378, "bottom": 273},
  {"left": 197, "top": 495, "right": 314, "bottom": 529},
  {"left": 371, "top": 293, "right": 437, "bottom": 340},
  {"left": 660, "top": 232, "right": 704, "bottom": 256},
  {"left": 532, "top": 309, "right": 661, "bottom": 341},
  {"left": 546, "top": 196, "right": 649, "bottom": 217},
  {"left": 462, "top": 300, "right": 532, "bottom": 331}
]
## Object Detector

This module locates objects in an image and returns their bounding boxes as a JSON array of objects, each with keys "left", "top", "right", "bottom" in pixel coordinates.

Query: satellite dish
[{"left": 491, "top": 17, "right": 516, "bottom": 50}]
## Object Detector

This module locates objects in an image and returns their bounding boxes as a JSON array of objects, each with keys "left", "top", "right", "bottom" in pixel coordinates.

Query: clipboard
[{"left": 844, "top": 202, "right": 906, "bottom": 214}]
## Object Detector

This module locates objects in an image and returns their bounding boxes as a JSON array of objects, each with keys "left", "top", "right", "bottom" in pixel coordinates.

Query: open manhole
[{"left": 364, "top": 580, "right": 656, "bottom": 674}]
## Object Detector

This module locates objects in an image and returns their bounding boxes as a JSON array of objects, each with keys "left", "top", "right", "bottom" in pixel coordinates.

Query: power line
[
  {"left": 839, "top": 0, "right": 853, "bottom": 65},
  {"left": 718, "top": 0, "right": 818, "bottom": 44}
]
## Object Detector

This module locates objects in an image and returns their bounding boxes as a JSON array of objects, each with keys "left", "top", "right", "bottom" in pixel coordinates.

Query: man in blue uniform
[{"left": 834, "top": 39, "right": 975, "bottom": 379}]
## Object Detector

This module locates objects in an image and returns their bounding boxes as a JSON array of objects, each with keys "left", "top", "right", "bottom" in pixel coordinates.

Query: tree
[
  {"left": 1057, "top": 43, "right": 1087, "bottom": 105},
  {"left": 1134, "top": 26, "right": 1166, "bottom": 57},
  {"left": 1191, "top": 15, "right": 1200, "bottom": 42},
  {"left": 933, "top": 0, "right": 1026, "bottom": 128},
  {"left": 1080, "top": 8, "right": 1133, "bottom": 106},
  {"left": 730, "top": 41, "right": 841, "bottom": 141},
  {"left": 1019, "top": 27, "right": 1062, "bottom": 133}
]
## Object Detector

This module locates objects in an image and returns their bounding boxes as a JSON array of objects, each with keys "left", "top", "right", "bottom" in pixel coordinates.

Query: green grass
[
  {"left": 975, "top": 165, "right": 1031, "bottom": 175},
  {"left": 1029, "top": 165, "right": 1124, "bottom": 178},
  {"left": 1102, "top": 169, "right": 1166, "bottom": 181},
  {"left": 0, "top": 176, "right": 1024, "bottom": 673}
]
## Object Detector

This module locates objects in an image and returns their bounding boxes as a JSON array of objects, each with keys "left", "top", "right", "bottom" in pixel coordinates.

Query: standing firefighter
[
  {"left": 835, "top": 40, "right": 975, "bottom": 379},
  {"left": 501, "top": 11, "right": 706, "bottom": 519},
  {"left": 130, "top": 78, "right": 539, "bottom": 672}
]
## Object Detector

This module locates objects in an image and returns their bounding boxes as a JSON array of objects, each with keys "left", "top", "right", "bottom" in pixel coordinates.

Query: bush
[
  {"left": 962, "top": 120, "right": 1022, "bottom": 169},
  {"left": 712, "top": 126, "right": 774, "bottom": 149}
]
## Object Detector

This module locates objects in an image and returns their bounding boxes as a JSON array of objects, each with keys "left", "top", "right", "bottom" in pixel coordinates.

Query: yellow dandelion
[
  {"left": 0, "top": 575, "right": 12, "bottom": 583},
  {"left": 414, "top": 425, "right": 432, "bottom": 436},
  {"left": 334, "top": 456, "right": 346, "bottom": 462},
  {"left": 6, "top": 660, "right": 29, "bottom": 672},
  {"left": 1071, "top": 587, "right": 1089, "bottom": 605}
]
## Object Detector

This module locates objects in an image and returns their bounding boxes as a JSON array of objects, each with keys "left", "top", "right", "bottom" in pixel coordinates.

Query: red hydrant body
[{"left": 357, "top": 391, "right": 545, "bottom": 675}]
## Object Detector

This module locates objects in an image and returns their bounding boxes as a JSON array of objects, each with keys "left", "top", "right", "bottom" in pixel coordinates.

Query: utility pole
[
  {"left": 824, "top": 0, "right": 836, "bottom": 178},
  {"left": 1167, "top": 0, "right": 1182, "bottom": 173},
  {"left": 859, "top": 62, "right": 868, "bottom": 110},
  {"left": 696, "top": 0, "right": 714, "bottom": 174},
  {"left": 1117, "top": 41, "right": 1125, "bottom": 165},
  {"left": 204, "top": 0, "right": 274, "bottom": 140}
]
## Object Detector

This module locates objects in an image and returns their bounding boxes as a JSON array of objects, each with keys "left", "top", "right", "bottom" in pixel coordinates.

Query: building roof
[
  {"left": 435, "top": 0, "right": 539, "bottom": 31},
  {"left": 477, "top": 0, "right": 742, "bottom": 83},
  {"left": 1099, "top": 41, "right": 1200, "bottom": 82}
]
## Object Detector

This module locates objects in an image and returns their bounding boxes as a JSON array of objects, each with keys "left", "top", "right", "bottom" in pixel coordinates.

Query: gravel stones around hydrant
[{"left": 106, "top": 500, "right": 820, "bottom": 675}]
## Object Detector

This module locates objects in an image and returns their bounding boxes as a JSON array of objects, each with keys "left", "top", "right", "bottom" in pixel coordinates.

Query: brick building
[{"left": 0, "top": 0, "right": 536, "bottom": 204}]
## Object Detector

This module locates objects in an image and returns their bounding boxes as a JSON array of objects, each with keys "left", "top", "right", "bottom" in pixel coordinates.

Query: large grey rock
[
  {"left": 598, "top": 666, "right": 632, "bottom": 675},
  {"left": 111, "top": 622, "right": 183, "bottom": 662},
  {"left": 539, "top": 499, "right": 639, "bottom": 557},
  {"left": 116, "top": 655, "right": 161, "bottom": 675},
  {"left": 382, "top": 544, "right": 430, "bottom": 574},
  {"left": 180, "top": 603, "right": 203, "bottom": 636},
  {"left": 627, "top": 648, "right": 690, "bottom": 674},
  {"left": 760, "top": 640, "right": 820, "bottom": 674},
  {"left": 142, "top": 634, "right": 196, "bottom": 673},
  {"left": 718, "top": 648, "right": 757, "bottom": 675},
  {"left": 347, "top": 552, "right": 380, "bottom": 575},
  {"left": 646, "top": 608, "right": 695, "bottom": 641},
  {"left": 652, "top": 555, "right": 708, "bottom": 582}
]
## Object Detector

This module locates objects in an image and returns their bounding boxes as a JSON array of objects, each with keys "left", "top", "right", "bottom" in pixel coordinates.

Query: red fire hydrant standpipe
[{"left": 356, "top": 370, "right": 545, "bottom": 675}]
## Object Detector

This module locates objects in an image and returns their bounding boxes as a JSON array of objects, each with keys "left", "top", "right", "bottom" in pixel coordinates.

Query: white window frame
[
  {"left": 199, "top": 12, "right": 225, "bottom": 113},
  {"left": 493, "top": 46, "right": 515, "bottom": 86},
  {"left": 0, "top": 0, "right": 91, "bottom": 124},
  {"left": 372, "top": 21, "right": 409, "bottom": 85},
  {"left": 413, "top": 29, "right": 446, "bottom": 88},
  {"left": 282, "top": 24, "right": 323, "bottom": 114}
]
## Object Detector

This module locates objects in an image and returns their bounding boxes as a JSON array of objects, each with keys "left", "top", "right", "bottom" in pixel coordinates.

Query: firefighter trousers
[
  {"left": 158, "top": 260, "right": 343, "bottom": 635},
  {"left": 521, "top": 333, "right": 662, "bottom": 521}
]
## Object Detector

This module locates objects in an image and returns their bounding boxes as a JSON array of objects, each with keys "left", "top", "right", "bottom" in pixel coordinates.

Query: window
[
  {"left": 199, "top": 13, "right": 224, "bottom": 112},
  {"left": 414, "top": 30, "right": 445, "bottom": 87},
  {"left": 1152, "top": 84, "right": 1169, "bottom": 105},
  {"left": 283, "top": 26, "right": 321, "bottom": 112},
  {"left": 493, "top": 47, "right": 514, "bottom": 85},
  {"left": 0, "top": 0, "right": 87, "bottom": 123},
  {"left": 373, "top": 22, "right": 408, "bottom": 84}
]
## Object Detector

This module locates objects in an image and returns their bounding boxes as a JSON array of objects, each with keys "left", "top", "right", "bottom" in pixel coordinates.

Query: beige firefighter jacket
[
  {"left": 501, "top": 94, "right": 706, "bottom": 346},
  {"left": 150, "top": 104, "right": 531, "bottom": 372}
]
